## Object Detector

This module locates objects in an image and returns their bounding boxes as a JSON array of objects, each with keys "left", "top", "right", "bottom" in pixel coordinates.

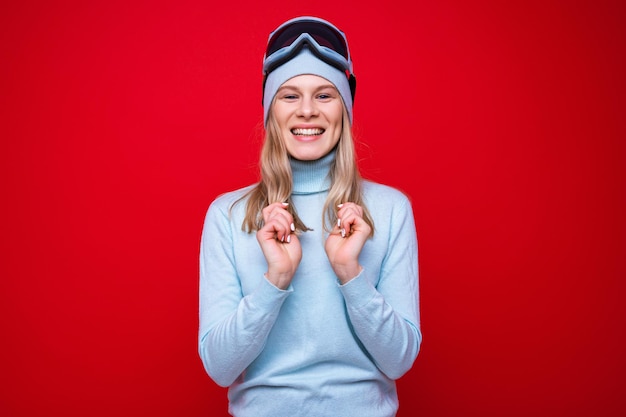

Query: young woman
[{"left": 199, "top": 16, "right": 421, "bottom": 417}]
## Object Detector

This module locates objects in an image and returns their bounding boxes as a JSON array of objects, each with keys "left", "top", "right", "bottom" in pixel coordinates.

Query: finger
[
  {"left": 264, "top": 218, "right": 292, "bottom": 242},
  {"left": 262, "top": 202, "right": 290, "bottom": 222},
  {"left": 263, "top": 203, "right": 294, "bottom": 228},
  {"left": 337, "top": 203, "right": 368, "bottom": 238},
  {"left": 336, "top": 203, "right": 363, "bottom": 225},
  {"left": 263, "top": 205, "right": 296, "bottom": 242},
  {"left": 270, "top": 211, "right": 295, "bottom": 239}
]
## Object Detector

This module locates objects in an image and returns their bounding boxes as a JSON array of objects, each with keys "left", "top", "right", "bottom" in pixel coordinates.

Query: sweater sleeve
[
  {"left": 198, "top": 198, "right": 292, "bottom": 387},
  {"left": 338, "top": 196, "right": 421, "bottom": 380}
]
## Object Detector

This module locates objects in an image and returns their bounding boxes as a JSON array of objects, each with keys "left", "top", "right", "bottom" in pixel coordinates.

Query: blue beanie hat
[{"left": 263, "top": 46, "right": 353, "bottom": 125}]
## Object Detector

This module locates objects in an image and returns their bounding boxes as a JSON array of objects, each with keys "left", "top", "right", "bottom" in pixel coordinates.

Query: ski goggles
[{"left": 262, "top": 17, "right": 356, "bottom": 99}]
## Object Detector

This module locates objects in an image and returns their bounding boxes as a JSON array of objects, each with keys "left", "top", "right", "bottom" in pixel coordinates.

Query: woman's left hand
[{"left": 324, "top": 202, "right": 371, "bottom": 285}]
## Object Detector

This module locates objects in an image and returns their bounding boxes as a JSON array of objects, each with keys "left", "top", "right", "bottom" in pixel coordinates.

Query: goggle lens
[{"left": 266, "top": 20, "right": 349, "bottom": 61}]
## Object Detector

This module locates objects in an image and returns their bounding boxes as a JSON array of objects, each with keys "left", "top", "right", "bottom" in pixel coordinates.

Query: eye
[{"left": 316, "top": 92, "right": 335, "bottom": 100}]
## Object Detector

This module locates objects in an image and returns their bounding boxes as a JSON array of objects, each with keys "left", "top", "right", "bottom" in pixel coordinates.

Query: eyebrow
[{"left": 277, "top": 83, "right": 337, "bottom": 93}]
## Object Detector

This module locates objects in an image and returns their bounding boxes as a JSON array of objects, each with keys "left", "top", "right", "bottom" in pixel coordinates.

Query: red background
[{"left": 2, "top": 1, "right": 624, "bottom": 416}]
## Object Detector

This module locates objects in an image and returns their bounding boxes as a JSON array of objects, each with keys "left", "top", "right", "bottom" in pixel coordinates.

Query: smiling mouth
[{"left": 291, "top": 128, "right": 325, "bottom": 136}]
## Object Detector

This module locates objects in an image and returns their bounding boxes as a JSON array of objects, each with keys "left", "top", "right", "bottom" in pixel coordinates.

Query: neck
[{"left": 290, "top": 151, "right": 335, "bottom": 195}]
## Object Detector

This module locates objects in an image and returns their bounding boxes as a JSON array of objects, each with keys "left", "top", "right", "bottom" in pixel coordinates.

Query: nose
[{"left": 296, "top": 96, "right": 319, "bottom": 119}]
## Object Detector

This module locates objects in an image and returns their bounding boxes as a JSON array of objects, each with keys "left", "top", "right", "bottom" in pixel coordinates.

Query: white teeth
[{"left": 291, "top": 128, "right": 324, "bottom": 136}]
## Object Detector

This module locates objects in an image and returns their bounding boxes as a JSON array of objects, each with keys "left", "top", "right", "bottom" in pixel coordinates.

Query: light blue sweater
[{"left": 199, "top": 151, "right": 421, "bottom": 417}]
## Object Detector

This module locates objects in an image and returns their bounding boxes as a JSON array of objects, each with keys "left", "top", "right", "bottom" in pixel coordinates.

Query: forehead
[{"left": 279, "top": 74, "right": 336, "bottom": 90}]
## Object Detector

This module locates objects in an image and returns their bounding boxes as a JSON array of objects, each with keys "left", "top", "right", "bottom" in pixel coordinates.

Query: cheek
[
  {"left": 272, "top": 104, "right": 291, "bottom": 127},
  {"left": 330, "top": 105, "right": 344, "bottom": 129},
  {"left": 330, "top": 124, "right": 342, "bottom": 145}
]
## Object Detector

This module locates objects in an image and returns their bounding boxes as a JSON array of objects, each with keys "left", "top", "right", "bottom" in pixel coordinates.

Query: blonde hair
[{"left": 235, "top": 106, "right": 374, "bottom": 236}]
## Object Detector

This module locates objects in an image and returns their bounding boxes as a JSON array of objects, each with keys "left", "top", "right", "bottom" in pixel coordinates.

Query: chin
[{"left": 291, "top": 154, "right": 319, "bottom": 161}]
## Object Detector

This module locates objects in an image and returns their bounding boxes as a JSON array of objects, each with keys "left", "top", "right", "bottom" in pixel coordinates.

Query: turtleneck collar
[{"left": 290, "top": 150, "right": 335, "bottom": 195}]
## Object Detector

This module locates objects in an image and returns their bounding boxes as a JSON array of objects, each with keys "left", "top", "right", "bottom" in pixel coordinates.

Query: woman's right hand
[{"left": 256, "top": 202, "right": 302, "bottom": 289}]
